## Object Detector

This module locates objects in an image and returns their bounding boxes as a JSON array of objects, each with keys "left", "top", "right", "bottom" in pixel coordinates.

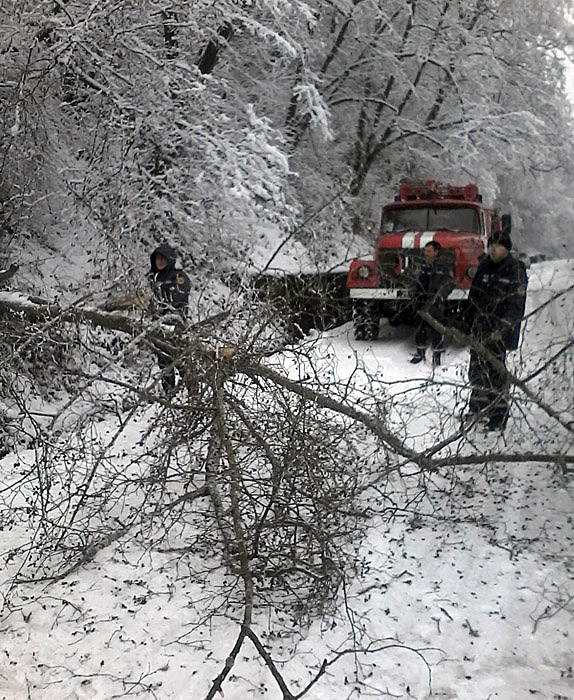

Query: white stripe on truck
[
  {"left": 419, "top": 231, "right": 435, "bottom": 248},
  {"left": 401, "top": 232, "right": 416, "bottom": 249}
]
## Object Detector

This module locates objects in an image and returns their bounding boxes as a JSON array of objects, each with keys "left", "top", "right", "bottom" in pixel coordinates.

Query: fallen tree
[{"left": 0, "top": 289, "right": 572, "bottom": 699}]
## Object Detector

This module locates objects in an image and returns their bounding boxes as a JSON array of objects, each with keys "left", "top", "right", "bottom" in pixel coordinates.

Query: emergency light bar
[{"left": 397, "top": 181, "right": 480, "bottom": 202}]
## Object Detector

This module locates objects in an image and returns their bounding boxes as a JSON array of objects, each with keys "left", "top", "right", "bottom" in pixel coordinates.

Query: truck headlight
[
  {"left": 357, "top": 264, "right": 371, "bottom": 279},
  {"left": 466, "top": 265, "right": 478, "bottom": 279}
]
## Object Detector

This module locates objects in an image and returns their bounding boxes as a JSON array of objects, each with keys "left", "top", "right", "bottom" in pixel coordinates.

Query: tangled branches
[{"left": 0, "top": 284, "right": 572, "bottom": 697}]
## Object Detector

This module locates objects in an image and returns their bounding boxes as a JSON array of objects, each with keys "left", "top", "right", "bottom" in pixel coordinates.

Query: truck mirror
[{"left": 501, "top": 213, "right": 511, "bottom": 234}]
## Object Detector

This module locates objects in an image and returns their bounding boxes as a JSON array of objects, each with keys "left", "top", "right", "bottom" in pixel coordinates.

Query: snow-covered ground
[{"left": 1, "top": 260, "right": 573, "bottom": 699}]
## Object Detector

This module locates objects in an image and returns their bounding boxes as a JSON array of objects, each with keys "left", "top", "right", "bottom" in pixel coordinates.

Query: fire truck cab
[{"left": 347, "top": 181, "right": 507, "bottom": 340}]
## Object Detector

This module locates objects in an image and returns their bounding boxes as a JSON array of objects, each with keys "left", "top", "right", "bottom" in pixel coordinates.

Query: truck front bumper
[{"left": 349, "top": 288, "right": 469, "bottom": 300}]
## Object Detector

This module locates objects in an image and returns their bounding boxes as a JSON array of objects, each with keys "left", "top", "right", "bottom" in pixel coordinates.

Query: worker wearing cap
[{"left": 463, "top": 228, "right": 528, "bottom": 431}]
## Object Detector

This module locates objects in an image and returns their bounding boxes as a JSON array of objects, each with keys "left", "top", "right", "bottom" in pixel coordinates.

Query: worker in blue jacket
[
  {"left": 148, "top": 242, "right": 191, "bottom": 392},
  {"left": 410, "top": 241, "right": 454, "bottom": 366},
  {"left": 464, "top": 229, "right": 527, "bottom": 431}
]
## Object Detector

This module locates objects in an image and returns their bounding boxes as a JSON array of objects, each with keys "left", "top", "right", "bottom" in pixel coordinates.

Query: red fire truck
[{"left": 347, "top": 181, "right": 508, "bottom": 340}]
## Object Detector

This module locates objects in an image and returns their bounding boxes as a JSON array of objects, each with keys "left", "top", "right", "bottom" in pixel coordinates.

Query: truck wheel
[{"left": 353, "top": 302, "right": 379, "bottom": 340}]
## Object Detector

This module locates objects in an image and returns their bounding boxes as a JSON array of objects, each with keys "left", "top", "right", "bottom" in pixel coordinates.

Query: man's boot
[
  {"left": 410, "top": 348, "right": 425, "bottom": 364},
  {"left": 486, "top": 407, "right": 509, "bottom": 433},
  {"left": 161, "top": 368, "right": 177, "bottom": 395}
]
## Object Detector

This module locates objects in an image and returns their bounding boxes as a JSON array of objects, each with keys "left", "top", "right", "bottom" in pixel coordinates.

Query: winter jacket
[
  {"left": 148, "top": 242, "right": 191, "bottom": 316},
  {"left": 467, "top": 253, "right": 527, "bottom": 350},
  {"left": 414, "top": 257, "right": 453, "bottom": 319}
]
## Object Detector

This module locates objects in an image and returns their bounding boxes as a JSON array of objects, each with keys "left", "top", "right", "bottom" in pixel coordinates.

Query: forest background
[
  {"left": 0, "top": 2, "right": 574, "bottom": 699},
  {"left": 1, "top": 0, "right": 574, "bottom": 299}
]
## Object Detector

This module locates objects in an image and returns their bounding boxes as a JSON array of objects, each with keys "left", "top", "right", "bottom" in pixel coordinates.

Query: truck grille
[{"left": 378, "top": 248, "right": 455, "bottom": 289}]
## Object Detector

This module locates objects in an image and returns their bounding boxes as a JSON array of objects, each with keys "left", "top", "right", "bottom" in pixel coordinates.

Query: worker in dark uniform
[
  {"left": 148, "top": 242, "right": 191, "bottom": 393},
  {"left": 410, "top": 241, "right": 453, "bottom": 366},
  {"left": 464, "top": 229, "right": 527, "bottom": 431}
]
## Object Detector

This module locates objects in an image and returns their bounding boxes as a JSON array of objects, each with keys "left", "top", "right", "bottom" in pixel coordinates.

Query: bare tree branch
[{"left": 419, "top": 310, "right": 574, "bottom": 434}]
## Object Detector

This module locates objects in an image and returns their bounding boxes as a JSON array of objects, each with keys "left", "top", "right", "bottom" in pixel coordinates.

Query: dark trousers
[
  {"left": 414, "top": 320, "right": 443, "bottom": 353},
  {"left": 157, "top": 351, "right": 176, "bottom": 393},
  {"left": 468, "top": 342, "right": 509, "bottom": 427}
]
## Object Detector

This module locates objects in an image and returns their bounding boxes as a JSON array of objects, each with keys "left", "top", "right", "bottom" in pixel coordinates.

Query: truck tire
[{"left": 353, "top": 301, "right": 379, "bottom": 340}]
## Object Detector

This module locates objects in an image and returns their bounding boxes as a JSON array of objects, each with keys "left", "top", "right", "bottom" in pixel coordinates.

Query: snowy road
[{"left": 0, "top": 261, "right": 573, "bottom": 700}]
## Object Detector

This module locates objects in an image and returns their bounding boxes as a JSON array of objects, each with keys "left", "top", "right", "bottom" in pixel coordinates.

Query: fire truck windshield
[{"left": 382, "top": 206, "right": 480, "bottom": 233}]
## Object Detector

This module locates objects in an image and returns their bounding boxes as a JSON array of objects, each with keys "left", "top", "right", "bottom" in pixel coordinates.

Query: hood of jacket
[{"left": 150, "top": 242, "right": 177, "bottom": 273}]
